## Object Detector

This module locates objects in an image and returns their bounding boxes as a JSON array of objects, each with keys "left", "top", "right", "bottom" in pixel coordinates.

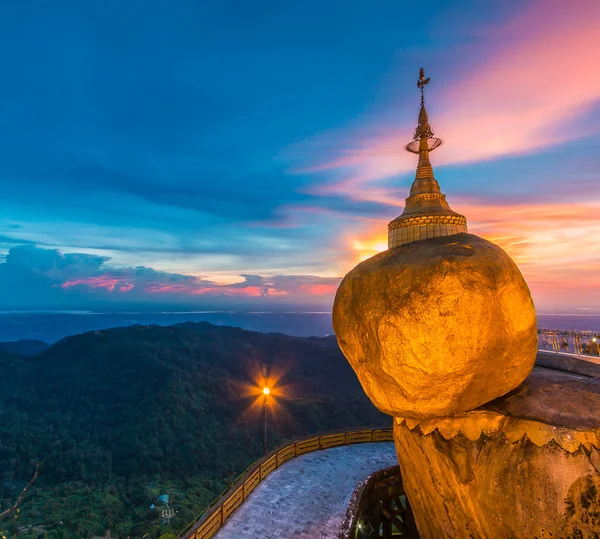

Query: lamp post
[{"left": 263, "top": 387, "right": 270, "bottom": 455}]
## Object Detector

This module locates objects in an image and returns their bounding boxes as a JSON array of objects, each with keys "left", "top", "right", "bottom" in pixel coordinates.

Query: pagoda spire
[{"left": 387, "top": 68, "right": 468, "bottom": 248}]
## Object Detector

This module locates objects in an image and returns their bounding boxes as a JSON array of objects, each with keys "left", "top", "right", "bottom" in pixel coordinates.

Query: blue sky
[{"left": 0, "top": 0, "right": 598, "bottom": 311}]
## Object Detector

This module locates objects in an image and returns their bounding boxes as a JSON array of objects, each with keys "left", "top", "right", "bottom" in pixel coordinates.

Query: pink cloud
[
  {"left": 299, "top": 283, "right": 339, "bottom": 295},
  {"left": 69, "top": 273, "right": 327, "bottom": 300},
  {"left": 290, "top": 0, "right": 600, "bottom": 200},
  {"left": 4, "top": 245, "right": 340, "bottom": 307},
  {"left": 39, "top": 250, "right": 332, "bottom": 303},
  {"left": 438, "top": 0, "right": 600, "bottom": 163},
  {"left": 61, "top": 277, "right": 125, "bottom": 292}
]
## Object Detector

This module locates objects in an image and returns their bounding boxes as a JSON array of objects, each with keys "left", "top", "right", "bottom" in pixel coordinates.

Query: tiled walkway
[{"left": 214, "top": 442, "right": 397, "bottom": 539}]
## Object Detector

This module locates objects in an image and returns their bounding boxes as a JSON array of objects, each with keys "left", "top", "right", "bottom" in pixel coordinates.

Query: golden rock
[{"left": 333, "top": 233, "right": 537, "bottom": 418}]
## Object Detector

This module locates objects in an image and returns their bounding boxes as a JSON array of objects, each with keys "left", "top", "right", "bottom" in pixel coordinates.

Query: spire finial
[
  {"left": 417, "top": 67, "right": 430, "bottom": 107},
  {"left": 407, "top": 67, "right": 439, "bottom": 148}
]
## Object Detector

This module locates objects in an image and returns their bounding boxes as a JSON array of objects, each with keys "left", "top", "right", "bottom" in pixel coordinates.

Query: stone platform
[
  {"left": 394, "top": 366, "right": 600, "bottom": 538},
  {"left": 536, "top": 350, "right": 600, "bottom": 377},
  {"left": 214, "top": 442, "right": 397, "bottom": 539}
]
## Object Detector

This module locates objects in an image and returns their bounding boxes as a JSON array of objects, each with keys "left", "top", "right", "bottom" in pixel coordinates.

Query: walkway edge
[{"left": 180, "top": 427, "right": 393, "bottom": 539}]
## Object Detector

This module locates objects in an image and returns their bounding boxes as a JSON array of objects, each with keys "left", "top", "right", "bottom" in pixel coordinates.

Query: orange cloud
[{"left": 346, "top": 198, "right": 600, "bottom": 310}]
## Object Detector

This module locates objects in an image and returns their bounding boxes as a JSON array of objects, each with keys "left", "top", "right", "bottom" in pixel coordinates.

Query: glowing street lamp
[
  {"left": 241, "top": 372, "right": 288, "bottom": 455},
  {"left": 263, "top": 387, "right": 270, "bottom": 455}
]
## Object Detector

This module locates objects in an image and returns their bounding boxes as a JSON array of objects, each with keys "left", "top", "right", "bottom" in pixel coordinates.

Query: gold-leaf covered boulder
[{"left": 333, "top": 232, "right": 537, "bottom": 418}]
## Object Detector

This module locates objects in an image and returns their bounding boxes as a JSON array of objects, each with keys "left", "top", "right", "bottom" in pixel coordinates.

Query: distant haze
[{"left": 0, "top": 312, "right": 598, "bottom": 344}]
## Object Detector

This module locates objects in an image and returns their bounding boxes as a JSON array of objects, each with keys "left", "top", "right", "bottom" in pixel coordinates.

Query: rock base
[{"left": 394, "top": 368, "right": 600, "bottom": 538}]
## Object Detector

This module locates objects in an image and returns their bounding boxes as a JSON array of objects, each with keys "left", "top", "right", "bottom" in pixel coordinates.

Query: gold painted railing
[
  {"left": 180, "top": 427, "right": 393, "bottom": 539},
  {"left": 538, "top": 329, "right": 600, "bottom": 357}
]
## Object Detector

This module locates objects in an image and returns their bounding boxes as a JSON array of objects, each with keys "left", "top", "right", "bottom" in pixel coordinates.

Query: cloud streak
[
  {"left": 289, "top": 0, "right": 600, "bottom": 200},
  {"left": 0, "top": 245, "right": 340, "bottom": 310},
  {"left": 347, "top": 196, "right": 600, "bottom": 310}
]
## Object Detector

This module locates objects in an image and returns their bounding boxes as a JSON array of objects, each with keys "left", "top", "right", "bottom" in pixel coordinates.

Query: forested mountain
[
  {"left": 0, "top": 322, "right": 387, "bottom": 538},
  {"left": 0, "top": 340, "right": 49, "bottom": 357}
]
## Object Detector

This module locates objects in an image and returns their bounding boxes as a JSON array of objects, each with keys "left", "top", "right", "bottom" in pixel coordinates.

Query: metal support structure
[
  {"left": 263, "top": 394, "right": 268, "bottom": 456},
  {"left": 343, "top": 465, "right": 419, "bottom": 538}
]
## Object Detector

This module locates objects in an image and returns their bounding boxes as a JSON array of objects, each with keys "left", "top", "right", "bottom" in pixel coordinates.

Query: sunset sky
[{"left": 0, "top": 0, "right": 598, "bottom": 312}]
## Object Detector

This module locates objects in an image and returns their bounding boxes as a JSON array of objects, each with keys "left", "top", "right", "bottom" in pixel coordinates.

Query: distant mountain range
[
  {"left": 1, "top": 311, "right": 598, "bottom": 344},
  {"left": 0, "top": 312, "right": 336, "bottom": 343},
  {"left": 0, "top": 322, "right": 386, "bottom": 538}
]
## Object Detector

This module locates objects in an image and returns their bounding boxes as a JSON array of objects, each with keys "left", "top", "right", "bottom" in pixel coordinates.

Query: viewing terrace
[{"left": 181, "top": 344, "right": 600, "bottom": 539}]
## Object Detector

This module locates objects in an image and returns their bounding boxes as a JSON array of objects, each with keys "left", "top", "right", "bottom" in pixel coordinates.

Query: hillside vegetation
[
  {"left": 0, "top": 340, "right": 49, "bottom": 357},
  {"left": 0, "top": 322, "right": 387, "bottom": 538}
]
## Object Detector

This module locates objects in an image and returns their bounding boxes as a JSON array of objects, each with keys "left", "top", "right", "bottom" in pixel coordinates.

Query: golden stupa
[
  {"left": 333, "top": 69, "right": 537, "bottom": 419},
  {"left": 388, "top": 68, "right": 467, "bottom": 248}
]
